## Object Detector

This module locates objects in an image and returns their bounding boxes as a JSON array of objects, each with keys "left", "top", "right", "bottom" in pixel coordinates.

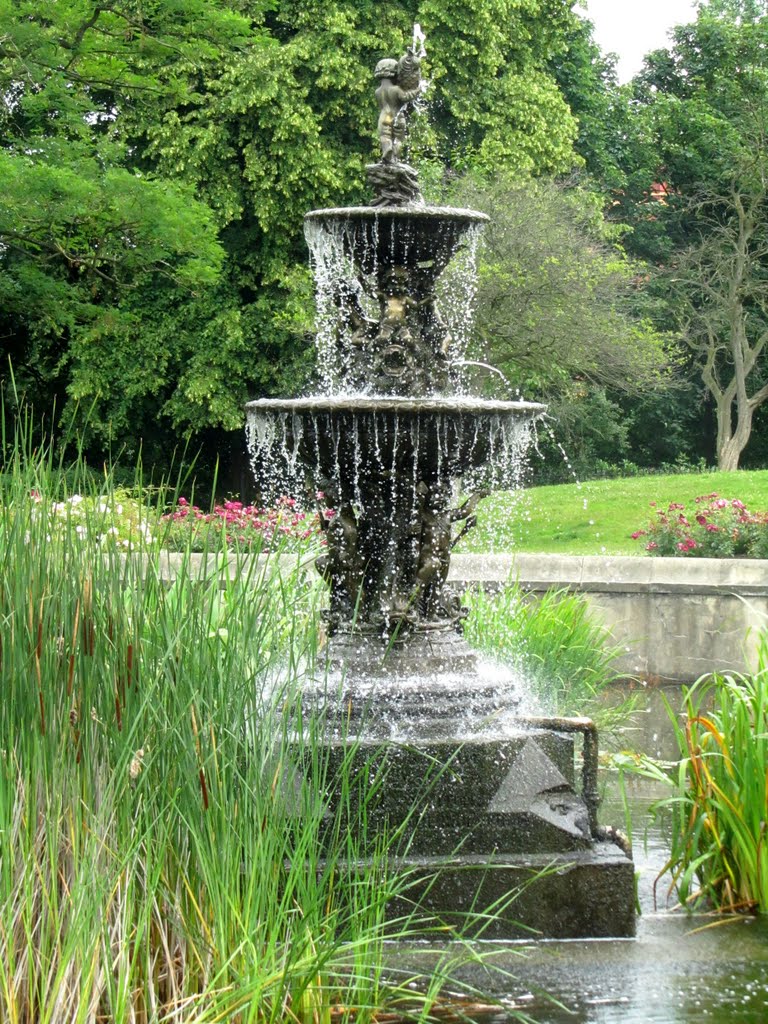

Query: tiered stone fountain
[{"left": 247, "top": 33, "right": 635, "bottom": 938}]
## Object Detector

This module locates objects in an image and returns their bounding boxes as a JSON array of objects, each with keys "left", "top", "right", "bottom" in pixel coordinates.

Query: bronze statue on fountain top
[{"left": 368, "top": 45, "right": 425, "bottom": 206}]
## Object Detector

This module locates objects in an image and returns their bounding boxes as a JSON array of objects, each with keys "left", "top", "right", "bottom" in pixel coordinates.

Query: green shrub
[{"left": 463, "top": 581, "right": 629, "bottom": 726}]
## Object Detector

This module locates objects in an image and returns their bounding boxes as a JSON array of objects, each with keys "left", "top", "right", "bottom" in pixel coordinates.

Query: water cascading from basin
[
  {"left": 247, "top": 397, "right": 540, "bottom": 633},
  {"left": 247, "top": 202, "right": 545, "bottom": 638},
  {"left": 303, "top": 208, "right": 487, "bottom": 395},
  {"left": 245, "top": 28, "right": 636, "bottom": 939}
]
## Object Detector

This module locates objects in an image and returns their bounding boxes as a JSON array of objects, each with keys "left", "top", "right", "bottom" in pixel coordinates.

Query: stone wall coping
[
  {"left": 143, "top": 550, "right": 768, "bottom": 597},
  {"left": 447, "top": 553, "right": 768, "bottom": 596}
]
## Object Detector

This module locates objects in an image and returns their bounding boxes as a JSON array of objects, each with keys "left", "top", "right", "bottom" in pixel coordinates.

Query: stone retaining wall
[
  {"left": 448, "top": 553, "right": 768, "bottom": 683},
  {"left": 152, "top": 551, "right": 768, "bottom": 685}
]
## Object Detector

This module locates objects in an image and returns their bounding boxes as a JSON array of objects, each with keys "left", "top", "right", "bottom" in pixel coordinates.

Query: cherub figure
[
  {"left": 375, "top": 50, "right": 423, "bottom": 164},
  {"left": 375, "top": 266, "right": 417, "bottom": 345}
]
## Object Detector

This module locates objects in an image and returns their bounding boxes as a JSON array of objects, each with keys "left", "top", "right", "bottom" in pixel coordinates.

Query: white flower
[
  {"left": 129, "top": 748, "right": 145, "bottom": 779},
  {"left": 68, "top": 494, "right": 84, "bottom": 506}
]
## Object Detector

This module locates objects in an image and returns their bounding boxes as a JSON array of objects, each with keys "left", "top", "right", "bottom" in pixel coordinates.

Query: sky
[{"left": 582, "top": 0, "right": 699, "bottom": 82}]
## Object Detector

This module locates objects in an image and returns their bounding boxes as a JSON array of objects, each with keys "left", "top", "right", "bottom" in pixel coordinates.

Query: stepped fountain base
[
  {"left": 300, "top": 632, "right": 636, "bottom": 939},
  {"left": 358, "top": 847, "right": 636, "bottom": 940}
]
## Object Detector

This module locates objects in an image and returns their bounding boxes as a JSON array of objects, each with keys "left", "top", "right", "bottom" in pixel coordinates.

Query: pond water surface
[{"left": 494, "top": 686, "right": 768, "bottom": 1022}]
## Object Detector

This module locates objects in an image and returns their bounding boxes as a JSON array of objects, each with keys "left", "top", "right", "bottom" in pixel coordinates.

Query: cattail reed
[{"left": 0, "top": 422, "right": 503, "bottom": 1022}]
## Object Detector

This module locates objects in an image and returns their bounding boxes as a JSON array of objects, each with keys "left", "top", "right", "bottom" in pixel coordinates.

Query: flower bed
[
  {"left": 161, "top": 495, "right": 323, "bottom": 551},
  {"left": 632, "top": 493, "right": 768, "bottom": 558},
  {"left": 28, "top": 488, "right": 154, "bottom": 549}
]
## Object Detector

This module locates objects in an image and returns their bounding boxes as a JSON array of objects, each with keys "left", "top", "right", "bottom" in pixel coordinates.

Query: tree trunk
[
  {"left": 717, "top": 440, "right": 742, "bottom": 472},
  {"left": 715, "top": 392, "right": 754, "bottom": 471}
]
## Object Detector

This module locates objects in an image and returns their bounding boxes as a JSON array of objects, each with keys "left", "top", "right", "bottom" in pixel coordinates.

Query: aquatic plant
[
  {"left": 463, "top": 582, "right": 628, "bottom": 724},
  {"left": 657, "top": 637, "right": 768, "bottom": 913},
  {"left": 0, "top": 427, "right": 532, "bottom": 1022},
  {"left": 632, "top": 493, "right": 768, "bottom": 558}
]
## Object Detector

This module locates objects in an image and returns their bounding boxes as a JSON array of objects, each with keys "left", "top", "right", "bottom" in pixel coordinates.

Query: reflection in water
[{"left": 481, "top": 913, "right": 768, "bottom": 1023}]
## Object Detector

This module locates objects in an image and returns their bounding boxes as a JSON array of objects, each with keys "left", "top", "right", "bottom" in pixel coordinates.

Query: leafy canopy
[{"left": 2, "top": 0, "right": 585, "bottom": 471}]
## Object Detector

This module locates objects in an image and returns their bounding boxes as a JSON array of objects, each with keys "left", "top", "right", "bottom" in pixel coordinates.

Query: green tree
[
  {"left": 417, "top": 0, "right": 579, "bottom": 174},
  {"left": 550, "top": 8, "right": 625, "bottom": 188},
  {"left": 0, "top": 0, "right": 244, "bottom": 452},
  {"left": 619, "top": 2, "right": 768, "bottom": 470},
  {"left": 439, "top": 172, "right": 672, "bottom": 479},
  {"left": 446, "top": 173, "right": 667, "bottom": 395},
  {"left": 1, "top": 0, "right": 586, "bottom": 477}
]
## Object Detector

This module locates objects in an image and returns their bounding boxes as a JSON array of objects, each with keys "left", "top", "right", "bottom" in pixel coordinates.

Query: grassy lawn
[{"left": 459, "top": 469, "right": 768, "bottom": 556}]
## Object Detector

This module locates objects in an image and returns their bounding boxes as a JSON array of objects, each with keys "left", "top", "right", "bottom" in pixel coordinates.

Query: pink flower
[{"left": 631, "top": 530, "right": 646, "bottom": 539}]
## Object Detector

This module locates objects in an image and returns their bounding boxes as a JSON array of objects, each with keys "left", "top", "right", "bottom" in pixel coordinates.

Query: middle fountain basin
[{"left": 247, "top": 396, "right": 546, "bottom": 485}]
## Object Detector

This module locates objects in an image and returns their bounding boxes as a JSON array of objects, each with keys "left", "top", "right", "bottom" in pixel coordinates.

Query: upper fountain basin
[{"left": 304, "top": 205, "right": 489, "bottom": 276}]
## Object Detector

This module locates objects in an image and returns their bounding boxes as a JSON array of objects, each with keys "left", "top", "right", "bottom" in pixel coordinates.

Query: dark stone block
[{"left": 387, "top": 845, "right": 637, "bottom": 939}]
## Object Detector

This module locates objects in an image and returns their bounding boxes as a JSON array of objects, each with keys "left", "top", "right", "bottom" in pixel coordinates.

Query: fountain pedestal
[{"left": 299, "top": 631, "right": 636, "bottom": 939}]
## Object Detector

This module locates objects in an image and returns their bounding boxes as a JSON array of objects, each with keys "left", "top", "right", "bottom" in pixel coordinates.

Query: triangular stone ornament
[{"left": 487, "top": 738, "right": 569, "bottom": 813}]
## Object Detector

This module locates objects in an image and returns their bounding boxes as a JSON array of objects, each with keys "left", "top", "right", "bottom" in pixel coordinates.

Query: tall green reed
[
  {"left": 0, "top": 423, "right": 526, "bottom": 1023},
  {"left": 655, "top": 638, "right": 768, "bottom": 914},
  {"left": 463, "top": 582, "right": 630, "bottom": 728}
]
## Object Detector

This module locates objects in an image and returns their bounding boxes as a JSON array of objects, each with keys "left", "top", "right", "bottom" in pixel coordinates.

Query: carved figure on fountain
[
  {"left": 368, "top": 266, "right": 451, "bottom": 395},
  {"left": 368, "top": 47, "right": 424, "bottom": 207},
  {"left": 316, "top": 478, "right": 365, "bottom": 625}
]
